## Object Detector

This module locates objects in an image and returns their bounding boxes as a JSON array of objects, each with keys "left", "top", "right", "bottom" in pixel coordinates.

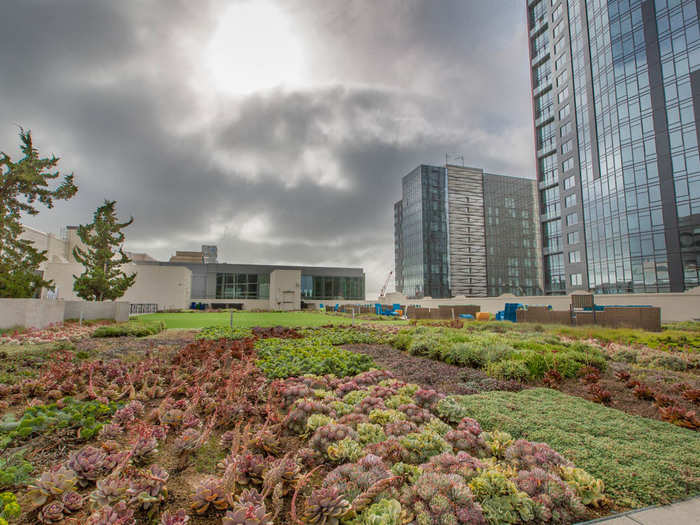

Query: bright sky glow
[{"left": 204, "top": 1, "right": 305, "bottom": 95}]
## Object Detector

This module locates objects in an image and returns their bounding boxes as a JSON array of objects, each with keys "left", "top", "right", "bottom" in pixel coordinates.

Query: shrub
[
  {"left": 196, "top": 326, "right": 252, "bottom": 341},
  {"left": 486, "top": 360, "right": 529, "bottom": 381},
  {"left": 93, "top": 321, "right": 165, "bottom": 338}
]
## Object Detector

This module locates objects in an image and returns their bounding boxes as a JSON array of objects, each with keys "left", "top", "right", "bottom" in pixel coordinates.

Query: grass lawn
[
  {"left": 132, "top": 311, "right": 405, "bottom": 330},
  {"left": 437, "top": 388, "right": 700, "bottom": 509}
]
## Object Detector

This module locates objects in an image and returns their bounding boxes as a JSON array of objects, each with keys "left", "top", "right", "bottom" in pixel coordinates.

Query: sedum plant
[
  {"left": 27, "top": 466, "right": 77, "bottom": 507},
  {"left": 302, "top": 486, "right": 351, "bottom": 525},
  {"left": 468, "top": 469, "right": 539, "bottom": 525},
  {"left": 352, "top": 498, "right": 401, "bottom": 525},
  {"left": 558, "top": 466, "right": 605, "bottom": 507},
  {"left": 399, "top": 429, "right": 452, "bottom": 464}
]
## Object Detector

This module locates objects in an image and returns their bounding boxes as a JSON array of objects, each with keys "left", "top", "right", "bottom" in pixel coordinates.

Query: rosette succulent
[
  {"left": 85, "top": 501, "right": 135, "bottom": 525},
  {"left": 68, "top": 445, "right": 108, "bottom": 487},
  {"left": 223, "top": 489, "right": 272, "bottom": 525},
  {"left": 356, "top": 423, "right": 386, "bottom": 445},
  {"left": 191, "top": 477, "right": 228, "bottom": 514},
  {"left": 28, "top": 466, "right": 78, "bottom": 507},
  {"left": 355, "top": 498, "right": 401, "bottom": 525},
  {"left": 160, "top": 509, "right": 190, "bottom": 525},
  {"left": 421, "top": 452, "right": 485, "bottom": 482},
  {"left": 516, "top": 468, "right": 586, "bottom": 524},
  {"left": 558, "top": 467, "right": 605, "bottom": 507},
  {"left": 397, "top": 404, "right": 432, "bottom": 426},
  {"left": 61, "top": 490, "right": 85, "bottom": 512},
  {"left": 504, "top": 440, "right": 572, "bottom": 471},
  {"left": 384, "top": 420, "right": 418, "bottom": 437},
  {"left": 309, "top": 424, "right": 358, "bottom": 456},
  {"left": 302, "top": 487, "right": 351, "bottom": 524},
  {"left": 90, "top": 476, "right": 130, "bottom": 508},
  {"left": 468, "top": 469, "right": 539, "bottom": 525},
  {"left": 399, "top": 472, "right": 486, "bottom": 525},
  {"left": 37, "top": 500, "right": 65, "bottom": 523},
  {"left": 399, "top": 429, "right": 452, "bottom": 464},
  {"left": 323, "top": 454, "right": 393, "bottom": 501}
]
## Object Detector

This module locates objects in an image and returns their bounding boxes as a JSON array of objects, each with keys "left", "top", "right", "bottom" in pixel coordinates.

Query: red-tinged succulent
[
  {"left": 354, "top": 369, "right": 394, "bottom": 386},
  {"left": 276, "top": 380, "right": 314, "bottom": 407},
  {"left": 653, "top": 392, "right": 675, "bottom": 408},
  {"left": 353, "top": 396, "right": 386, "bottom": 415},
  {"left": 633, "top": 384, "right": 655, "bottom": 400},
  {"left": 68, "top": 445, "right": 108, "bottom": 486},
  {"left": 456, "top": 417, "right": 483, "bottom": 435},
  {"left": 337, "top": 412, "right": 370, "bottom": 429},
  {"left": 384, "top": 419, "right": 418, "bottom": 437},
  {"left": 90, "top": 476, "right": 130, "bottom": 507},
  {"left": 160, "top": 408, "right": 185, "bottom": 427},
  {"left": 38, "top": 500, "right": 66, "bottom": 523},
  {"left": 421, "top": 451, "right": 485, "bottom": 481},
  {"left": 614, "top": 369, "right": 631, "bottom": 382},
  {"left": 28, "top": 465, "right": 78, "bottom": 506},
  {"left": 364, "top": 438, "right": 409, "bottom": 465},
  {"left": 159, "top": 509, "right": 190, "bottom": 525},
  {"left": 445, "top": 429, "right": 490, "bottom": 458},
  {"left": 625, "top": 379, "right": 641, "bottom": 389},
  {"left": 284, "top": 398, "right": 334, "bottom": 434},
  {"left": 397, "top": 403, "right": 433, "bottom": 425},
  {"left": 658, "top": 405, "right": 700, "bottom": 429},
  {"left": 399, "top": 472, "right": 486, "bottom": 525},
  {"left": 99, "top": 423, "right": 124, "bottom": 440},
  {"left": 112, "top": 401, "right": 144, "bottom": 426},
  {"left": 580, "top": 370, "right": 601, "bottom": 385},
  {"left": 250, "top": 429, "right": 281, "bottom": 456},
  {"left": 174, "top": 428, "right": 202, "bottom": 454},
  {"left": 335, "top": 380, "right": 361, "bottom": 397},
  {"left": 128, "top": 464, "right": 169, "bottom": 511},
  {"left": 262, "top": 456, "right": 301, "bottom": 495},
  {"left": 413, "top": 387, "right": 445, "bottom": 409},
  {"left": 191, "top": 477, "right": 229, "bottom": 514},
  {"left": 504, "top": 439, "right": 572, "bottom": 471},
  {"left": 587, "top": 384, "right": 612, "bottom": 405},
  {"left": 226, "top": 453, "right": 268, "bottom": 488},
  {"left": 543, "top": 369, "right": 563, "bottom": 388},
  {"left": 322, "top": 454, "right": 392, "bottom": 502},
  {"left": 85, "top": 500, "right": 135, "bottom": 525},
  {"left": 309, "top": 424, "right": 358, "bottom": 456},
  {"left": 61, "top": 490, "right": 85, "bottom": 512},
  {"left": 182, "top": 412, "right": 202, "bottom": 429},
  {"left": 682, "top": 388, "right": 700, "bottom": 404},
  {"left": 220, "top": 430, "right": 237, "bottom": 450},
  {"left": 302, "top": 487, "right": 351, "bottom": 525},
  {"left": 516, "top": 468, "right": 586, "bottom": 524}
]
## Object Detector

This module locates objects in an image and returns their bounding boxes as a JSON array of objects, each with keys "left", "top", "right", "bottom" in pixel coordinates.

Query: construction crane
[{"left": 379, "top": 270, "right": 393, "bottom": 298}]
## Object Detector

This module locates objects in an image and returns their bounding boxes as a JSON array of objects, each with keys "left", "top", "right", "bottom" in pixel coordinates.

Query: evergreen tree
[
  {"left": 0, "top": 129, "right": 78, "bottom": 298},
  {"left": 73, "top": 200, "right": 136, "bottom": 301}
]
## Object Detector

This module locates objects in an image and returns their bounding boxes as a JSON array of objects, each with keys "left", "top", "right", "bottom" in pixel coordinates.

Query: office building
[
  {"left": 527, "top": 0, "right": 700, "bottom": 294},
  {"left": 393, "top": 164, "right": 541, "bottom": 298}
]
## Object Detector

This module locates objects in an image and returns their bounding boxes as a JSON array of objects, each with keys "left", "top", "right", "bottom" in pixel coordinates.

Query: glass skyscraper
[
  {"left": 394, "top": 165, "right": 541, "bottom": 298},
  {"left": 527, "top": 0, "right": 700, "bottom": 294}
]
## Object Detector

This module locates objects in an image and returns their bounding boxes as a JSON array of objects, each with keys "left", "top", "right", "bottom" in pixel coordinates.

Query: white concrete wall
[
  {"left": 0, "top": 299, "right": 65, "bottom": 329},
  {"left": 269, "top": 270, "right": 301, "bottom": 311},
  {"left": 43, "top": 262, "right": 192, "bottom": 311},
  {"left": 64, "top": 301, "right": 130, "bottom": 322}
]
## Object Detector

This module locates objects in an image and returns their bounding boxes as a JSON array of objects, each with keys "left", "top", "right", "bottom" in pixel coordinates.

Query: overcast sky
[{"left": 1, "top": 0, "right": 533, "bottom": 296}]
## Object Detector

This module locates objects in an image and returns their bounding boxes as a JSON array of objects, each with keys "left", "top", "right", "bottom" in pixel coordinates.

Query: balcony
[
  {"left": 538, "top": 179, "right": 559, "bottom": 191},
  {"left": 529, "top": 17, "right": 548, "bottom": 38},
  {"left": 536, "top": 143, "right": 557, "bottom": 158},
  {"left": 531, "top": 49, "right": 550, "bottom": 67},
  {"left": 533, "top": 78, "right": 552, "bottom": 97},
  {"left": 535, "top": 110, "right": 554, "bottom": 128}
]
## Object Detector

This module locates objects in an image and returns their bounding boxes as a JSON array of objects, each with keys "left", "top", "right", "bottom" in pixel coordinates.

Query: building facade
[
  {"left": 527, "top": 0, "right": 700, "bottom": 294},
  {"left": 394, "top": 164, "right": 541, "bottom": 298}
]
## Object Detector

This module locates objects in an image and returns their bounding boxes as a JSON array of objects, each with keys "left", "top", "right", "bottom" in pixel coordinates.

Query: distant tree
[
  {"left": 0, "top": 129, "right": 78, "bottom": 298},
  {"left": 73, "top": 200, "right": 136, "bottom": 301}
]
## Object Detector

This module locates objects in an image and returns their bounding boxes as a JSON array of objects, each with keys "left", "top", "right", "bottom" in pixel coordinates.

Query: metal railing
[{"left": 129, "top": 303, "right": 158, "bottom": 314}]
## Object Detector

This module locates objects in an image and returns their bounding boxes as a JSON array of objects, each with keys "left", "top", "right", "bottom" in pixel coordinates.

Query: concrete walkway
[{"left": 582, "top": 497, "right": 700, "bottom": 524}]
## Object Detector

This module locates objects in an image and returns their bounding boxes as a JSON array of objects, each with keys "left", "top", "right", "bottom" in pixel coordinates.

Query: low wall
[
  {"left": 0, "top": 299, "right": 65, "bottom": 329},
  {"left": 377, "top": 288, "right": 700, "bottom": 323},
  {"left": 64, "top": 301, "right": 130, "bottom": 322}
]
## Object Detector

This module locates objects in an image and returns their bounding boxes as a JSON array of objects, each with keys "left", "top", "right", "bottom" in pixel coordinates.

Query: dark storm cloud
[{"left": 0, "top": 0, "right": 533, "bottom": 294}]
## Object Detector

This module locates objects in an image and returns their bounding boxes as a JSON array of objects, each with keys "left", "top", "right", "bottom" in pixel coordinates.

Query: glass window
[
  {"left": 566, "top": 213, "right": 578, "bottom": 226},
  {"left": 568, "top": 231, "right": 579, "bottom": 244},
  {"left": 563, "top": 175, "right": 575, "bottom": 190},
  {"left": 565, "top": 193, "right": 577, "bottom": 207},
  {"left": 562, "top": 158, "right": 574, "bottom": 172},
  {"left": 570, "top": 273, "right": 582, "bottom": 286},
  {"left": 569, "top": 251, "right": 581, "bottom": 263}
]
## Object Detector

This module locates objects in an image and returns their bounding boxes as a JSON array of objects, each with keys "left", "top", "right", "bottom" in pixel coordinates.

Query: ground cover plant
[
  {"left": 0, "top": 322, "right": 108, "bottom": 346},
  {"left": 133, "top": 311, "right": 407, "bottom": 330},
  {"left": 0, "top": 322, "right": 629, "bottom": 524},
  {"left": 436, "top": 388, "right": 700, "bottom": 508},
  {"left": 92, "top": 320, "right": 166, "bottom": 338},
  {"left": 549, "top": 324, "right": 700, "bottom": 353}
]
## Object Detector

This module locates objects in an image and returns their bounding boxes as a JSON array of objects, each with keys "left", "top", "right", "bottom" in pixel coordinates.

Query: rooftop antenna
[{"left": 445, "top": 153, "right": 465, "bottom": 166}]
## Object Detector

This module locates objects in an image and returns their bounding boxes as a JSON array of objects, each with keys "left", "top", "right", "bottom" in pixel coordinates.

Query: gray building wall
[{"left": 483, "top": 173, "right": 543, "bottom": 296}]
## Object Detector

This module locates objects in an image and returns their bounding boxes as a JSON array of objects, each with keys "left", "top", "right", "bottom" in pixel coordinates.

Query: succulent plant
[
  {"left": 399, "top": 472, "right": 486, "bottom": 525},
  {"left": 329, "top": 400, "right": 354, "bottom": 417},
  {"left": 421, "top": 452, "right": 485, "bottom": 482},
  {"left": 309, "top": 424, "right": 358, "bottom": 456},
  {"left": 250, "top": 429, "right": 282, "bottom": 456},
  {"left": 355, "top": 498, "right": 401, "bottom": 525},
  {"left": 128, "top": 464, "right": 169, "bottom": 511},
  {"left": 413, "top": 388, "right": 445, "bottom": 409},
  {"left": 68, "top": 445, "right": 108, "bottom": 486},
  {"left": 61, "top": 490, "right": 85, "bottom": 512},
  {"left": 397, "top": 404, "right": 433, "bottom": 426},
  {"left": 306, "top": 413, "right": 335, "bottom": 434},
  {"left": 284, "top": 398, "right": 334, "bottom": 434},
  {"left": 367, "top": 409, "right": 406, "bottom": 425},
  {"left": 223, "top": 489, "right": 272, "bottom": 525},
  {"left": 191, "top": 476, "right": 229, "bottom": 514},
  {"left": 182, "top": 412, "right": 202, "bottom": 429},
  {"left": 516, "top": 468, "right": 586, "bottom": 524},
  {"left": 159, "top": 408, "right": 185, "bottom": 427},
  {"left": 355, "top": 397, "right": 387, "bottom": 415},
  {"left": 226, "top": 453, "right": 267, "bottom": 488},
  {"left": 220, "top": 430, "right": 237, "bottom": 450},
  {"left": 504, "top": 440, "right": 572, "bottom": 471},
  {"left": 356, "top": 423, "right": 387, "bottom": 445},
  {"left": 558, "top": 466, "right": 605, "bottom": 507},
  {"left": 28, "top": 466, "right": 78, "bottom": 507},
  {"left": 159, "top": 509, "right": 190, "bottom": 525},
  {"left": 90, "top": 476, "right": 130, "bottom": 508},
  {"left": 98, "top": 423, "right": 124, "bottom": 440},
  {"left": 37, "top": 500, "right": 66, "bottom": 523},
  {"left": 468, "top": 469, "right": 539, "bottom": 525},
  {"left": 390, "top": 462, "right": 422, "bottom": 484},
  {"left": 444, "top": 430, "right": 490, "bottom": 458},
  {"left": 302, "top": 487, "right": 351, "bottom": 524},
  {"left": 364, "top": 438, "right": 409, "bottom": 465},
  {"left": 342, "top": 390, "right": 369, "bottom": 406},
  {"left": 337, "top": 413, "right": 370, "bottom": 429},
  {"left": 173, "top": 428, "right": 201, "bottom": 454},
  {"left": 111, "top": 401, "right": 144, "bottom": 426},
  {"left": 327, "top": 438, "right": 364, "bottom": 463},
  {"left": 399, "top": 429, "right": 453, "bottom": 464},
  {"left": 323, "top": 454, "right": 393, "bottom": 502},
  {"left": 262, "top": 456, "right": 301, "bottom": 495},
  {"left": 422, "top": 418, "right": 451, "bottom": 437},
  {"left": 481, "top": 430, "right": 514, "bottom": 459},
  {"left": 85, "top": 500, "right": 135, "bottom": 525}
]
